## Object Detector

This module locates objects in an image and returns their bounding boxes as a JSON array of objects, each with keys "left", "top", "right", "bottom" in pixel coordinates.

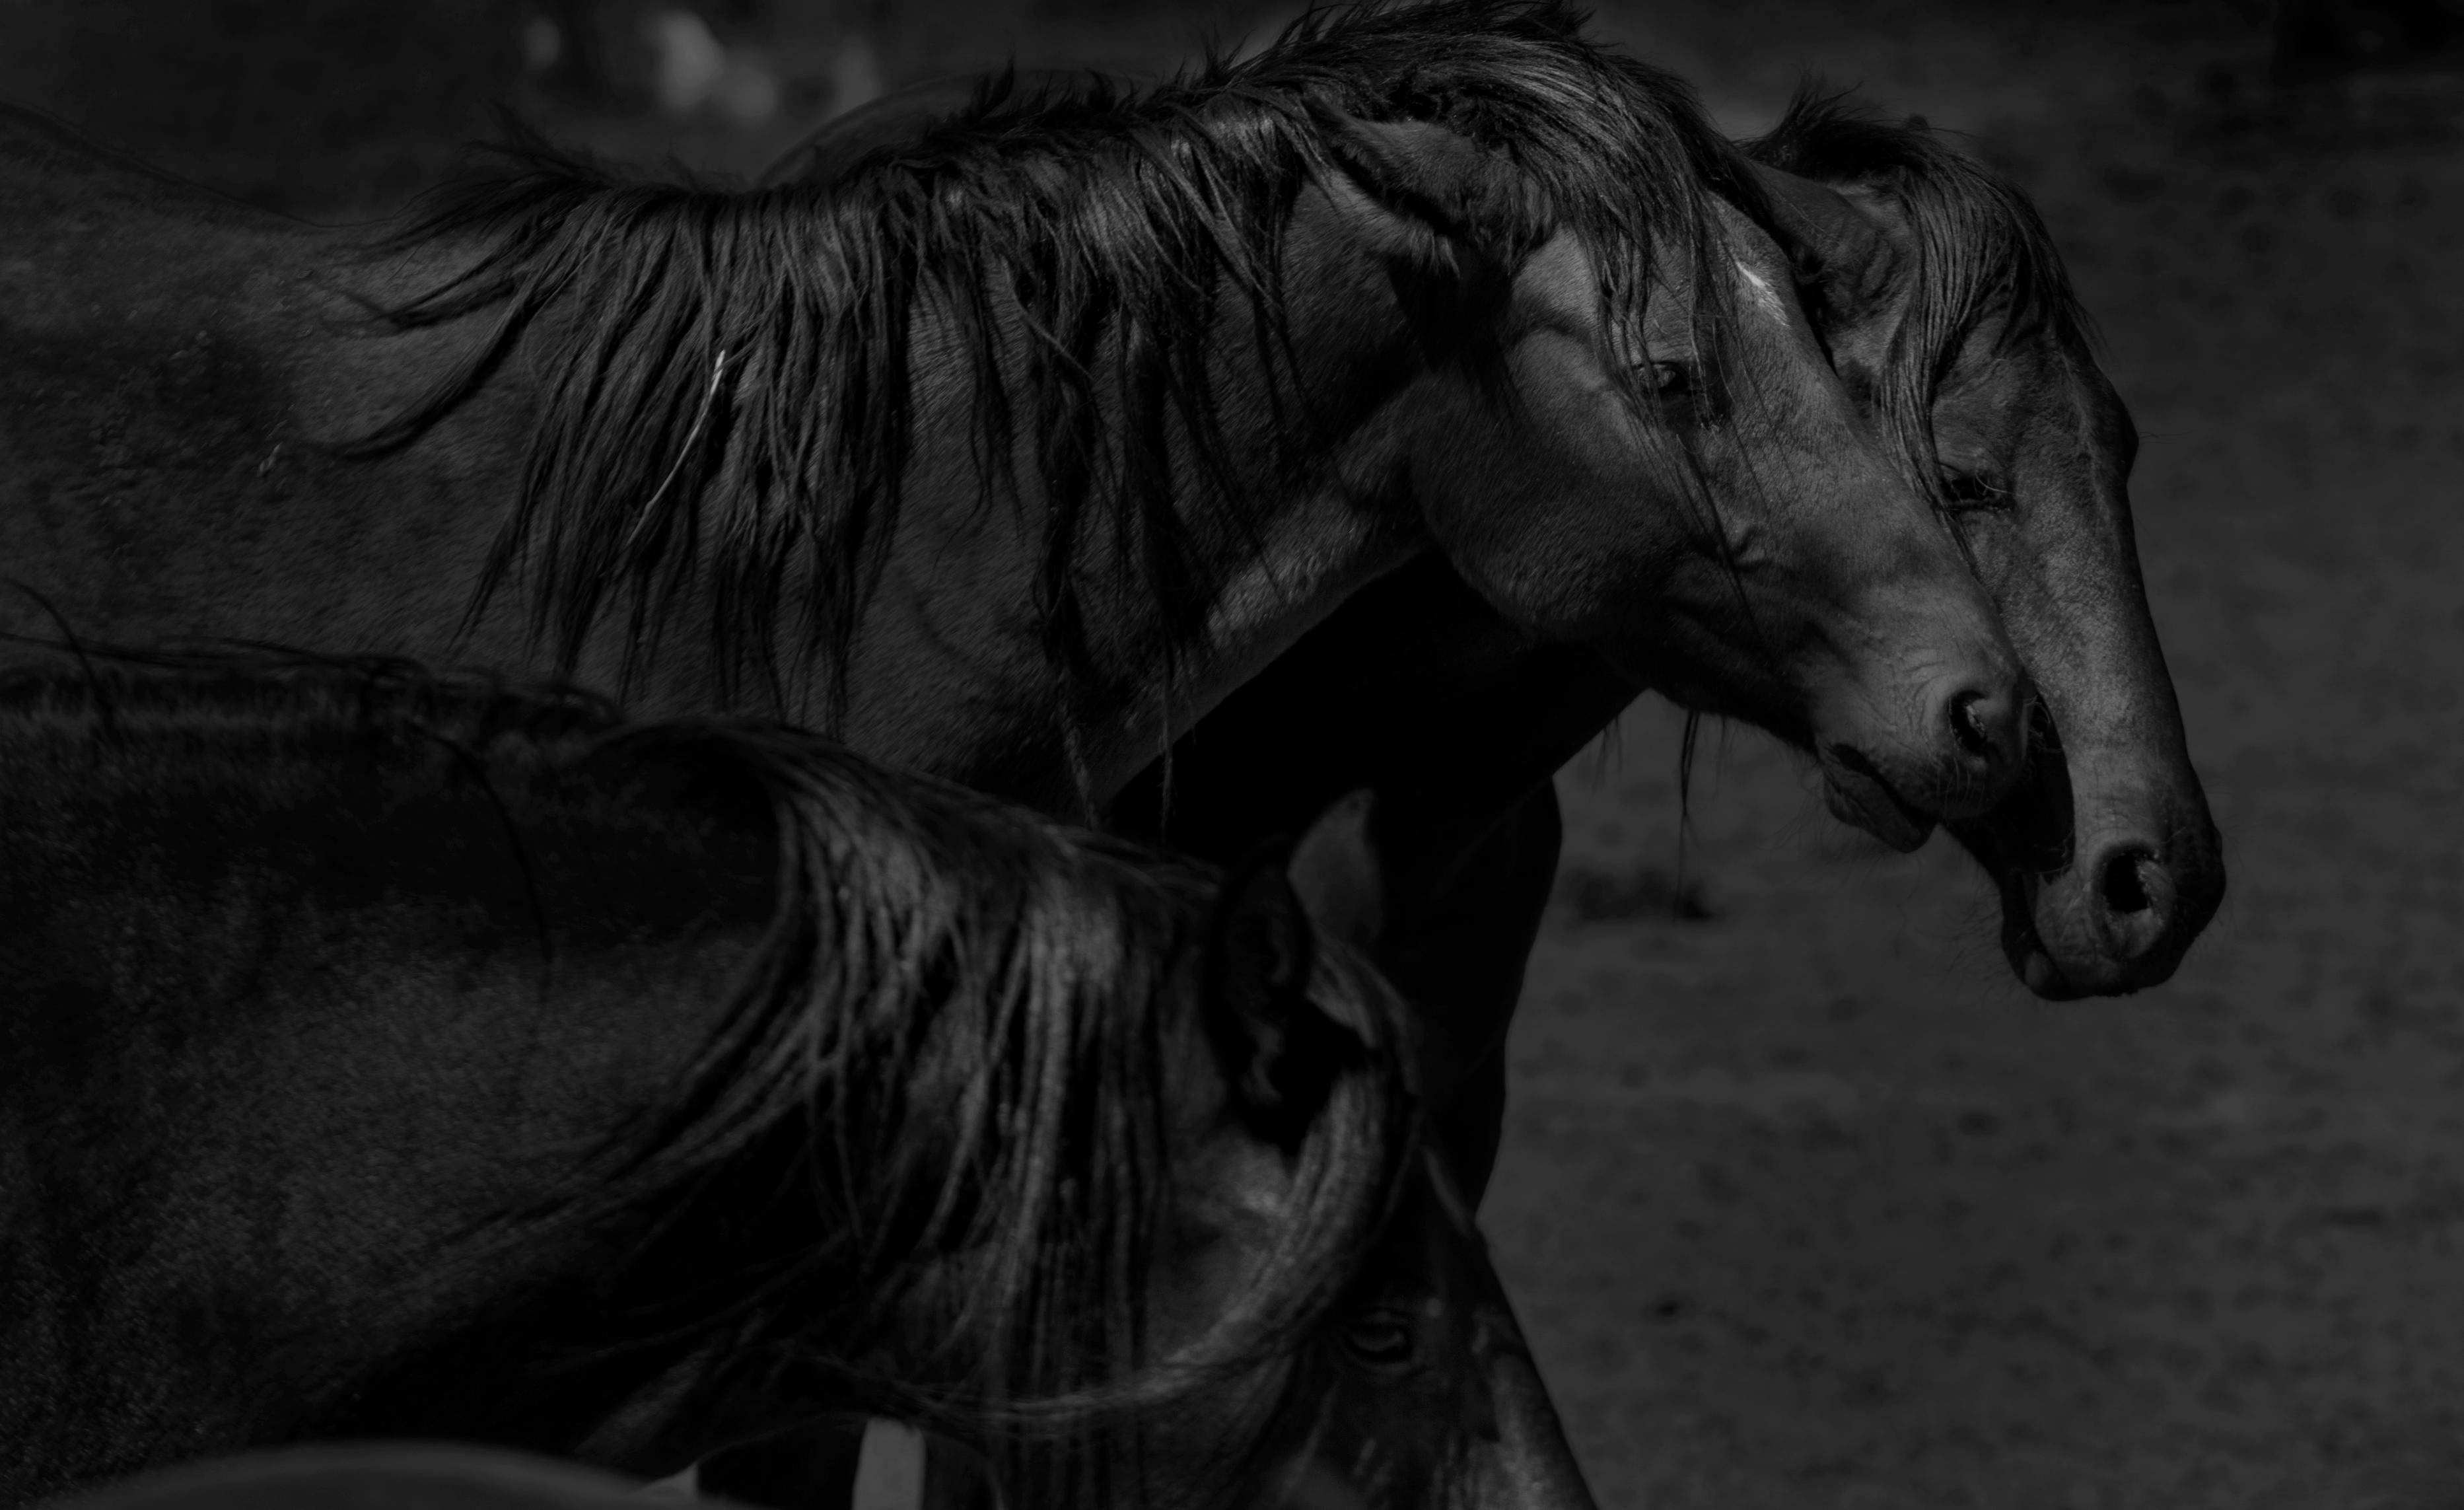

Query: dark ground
[{"left": 7, "top": 1, "right": 2462, "bottom": 1505}]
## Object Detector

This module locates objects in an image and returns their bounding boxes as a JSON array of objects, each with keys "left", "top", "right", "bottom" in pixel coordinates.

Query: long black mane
[
  {"left": 0, "top": 647, "right": 1418, "bottom": 1495},
  {"left": 358, "top": 0, "right": 1761, "bottom": 748},
  {"left": 1744, "top": 89, "right": 2097, "bottom": 497}
]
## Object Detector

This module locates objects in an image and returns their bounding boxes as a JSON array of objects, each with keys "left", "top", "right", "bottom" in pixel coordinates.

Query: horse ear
[
  {"left": 1748, "top": 164, "right": 1905, "bottom": 321},
  {"left": 1313, "top": 111, "right": 1549, "bottom": 293},
  {"left": 1287, "top": 789, "right": 1384, "bottom": 954},
  {"left": 1205, "top": 793, "right": 1383, "bottom": 1151}
]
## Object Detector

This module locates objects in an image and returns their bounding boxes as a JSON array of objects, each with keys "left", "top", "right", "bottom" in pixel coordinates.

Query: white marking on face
[{"left": 1734, "top": 259, "right": 1788, "bottom": 322}]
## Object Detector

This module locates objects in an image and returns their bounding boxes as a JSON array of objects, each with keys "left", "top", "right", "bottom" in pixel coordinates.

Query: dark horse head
[
  {"left": 0, "top": 650, "right": 1440, "bottom": 1510},
  {"left": 754, "top": 805, "right": 1602, "bottom": 1510},
  {"left": 366, "top": 0, "right": 2029, "bottom": 842},
  {"left": 1255, "top": 1149, "right": 1595, "bottom": 1509},
  {"left": 1743, "top": 92, "right": 2226, "bottom": 995},
  {"left": 1083, "top": 802, "right": 1596, "bottom": 1510}
]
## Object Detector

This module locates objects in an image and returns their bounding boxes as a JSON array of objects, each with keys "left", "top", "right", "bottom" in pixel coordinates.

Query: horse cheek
[{"left": 1403, "top": 356, "right": 1589, "bottom": 639}]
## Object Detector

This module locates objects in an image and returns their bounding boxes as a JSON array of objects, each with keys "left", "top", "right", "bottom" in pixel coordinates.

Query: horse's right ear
[
  {"left": 1205, "top": 792, "right": 1383, "bottom": 1151},
  {"left": 1312, "top": 110, "right": 1551, "bottom": 301},
  {"left": 1286, "top": 789, "right": 1384, "bottom": 954},
  {"left": 1747, "top": 164, "right": 1904, "bottom": 323}
]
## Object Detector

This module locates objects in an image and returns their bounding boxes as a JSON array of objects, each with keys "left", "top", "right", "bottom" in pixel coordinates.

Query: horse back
[
  {"left": 0, "top": 100, "right": 318, "bottom": 310},
  {"left": 0, "top": 734, "right": 776, "bottom": 1495},
  {"left": 0, "top": 103, "right": 247, "bottom": 206}
]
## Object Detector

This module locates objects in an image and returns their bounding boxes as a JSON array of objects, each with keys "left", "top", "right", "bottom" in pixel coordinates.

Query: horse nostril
[
  {"left": 2100, "top": 848, "right": 2160, "bottom": 916},
  {"left": 1950, "top": 690, "right": 1999, "bottom": 764}
]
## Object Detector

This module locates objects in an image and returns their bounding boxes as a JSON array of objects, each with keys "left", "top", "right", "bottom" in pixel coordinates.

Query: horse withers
[
  {"left": 0, "top": 651, "right": 1449, "bottom": 1510},
  {"left": 0, "top": 0, "right": 2027, "bottom": 845}
]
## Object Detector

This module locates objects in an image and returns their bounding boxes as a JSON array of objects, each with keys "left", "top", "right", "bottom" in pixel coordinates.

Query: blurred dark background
[
  {"left": 9, "top": 1, "right": 2464, "bottom": 1506},
  {"left": 11, "top": 0, "right": 2463, "bottom": 218}
]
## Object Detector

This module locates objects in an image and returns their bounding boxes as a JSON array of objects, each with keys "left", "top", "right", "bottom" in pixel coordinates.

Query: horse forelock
[{"left": 1745, "top": 87, "right": 2097, "bottom": 497}]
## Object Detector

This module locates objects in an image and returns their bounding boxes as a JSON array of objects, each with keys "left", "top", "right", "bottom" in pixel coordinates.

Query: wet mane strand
[
  {"left": 1743, "top": 87, "right": 2096, "bottom": 495},
  {"left": 359, "top": 0, "right": 1753, "bottom": 753},
  {"left": 0, "top": 649, "right": 1417, "bottom": 1495}
]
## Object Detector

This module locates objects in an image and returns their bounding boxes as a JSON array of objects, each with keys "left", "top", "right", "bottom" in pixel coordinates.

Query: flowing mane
[
  {"left": 1743, "top": 88, "right": 2097, "bottom": 494},
  {"left": 0, "top": 647, "right": 1417, "bottom": 1493},
  {"left": 355, "top": 0, "right": 1763, "bottom": 729}
]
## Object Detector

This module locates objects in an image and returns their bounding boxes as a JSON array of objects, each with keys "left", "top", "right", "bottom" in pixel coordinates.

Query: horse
[
  {"left": 0, "top": 650, "right": 1452, "bottom": 1510},
  {"left": 772, "top": 69, "right": 2226, "bottom": 1198},
  {"left": 0, "top": 0, "right": 2031, "bottom": 844}
]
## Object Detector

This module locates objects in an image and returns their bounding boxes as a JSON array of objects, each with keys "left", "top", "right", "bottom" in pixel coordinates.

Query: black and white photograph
[{"left": 0, "top": 0, "right": 2454, "bottom": 1506}]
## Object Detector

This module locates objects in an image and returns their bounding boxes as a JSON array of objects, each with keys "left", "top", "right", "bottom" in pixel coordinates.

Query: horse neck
[
  {"left": 827, "top": 182, "right": 1440, "bottom": 815},
  {"left": 1116, "top": 554, "right": 1642, "bottom": 873}
]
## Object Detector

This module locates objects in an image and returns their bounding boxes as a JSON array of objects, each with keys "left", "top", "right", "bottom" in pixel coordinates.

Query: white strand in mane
[
  {"left": 1732, "top": 260, "right": 1787, "bottom": 322},
  {"left": 619, "top": 347, "right": 734, "bottom": 556}
]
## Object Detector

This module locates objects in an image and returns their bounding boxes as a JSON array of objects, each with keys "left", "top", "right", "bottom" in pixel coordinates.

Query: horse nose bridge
[
  {"left": 1806, "top": 560, "right": 2022, "bottom": 721},
  {"left": 1763, "top": 438, "right": 1990, "bottom": 628},
  {"left": 1872, "top": 522, "right": 2025, "bottom": 693}
]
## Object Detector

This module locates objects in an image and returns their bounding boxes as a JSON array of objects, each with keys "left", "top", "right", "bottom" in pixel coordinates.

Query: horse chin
[
  {"left": 2016, "top": 944, "right": 2089, "bottom": 1001},
  {"left": 1997, "top": 888, "right": 2097, "bottom": 1002},
  {"left": 1817, "top": 750, "right": 1938, "bottom": 853},
  {"left": 1976, "top": 831, "right": 2205, "bottom": 1001}
]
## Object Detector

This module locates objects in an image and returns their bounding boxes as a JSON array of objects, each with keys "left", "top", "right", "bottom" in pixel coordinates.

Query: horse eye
[
  {"left": 1341, "top": 1312, "right": 1418, "bottom": 1369},
  {"left": 1940, "top": 469, "right": 2012, "bottom": 512},
  {"left": 1646, "top": 360, "right": 1695, "bottom": 398}
]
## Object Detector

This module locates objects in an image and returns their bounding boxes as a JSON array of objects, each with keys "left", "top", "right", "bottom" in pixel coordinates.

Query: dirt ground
[
  {"left": 8, "top": 1, "right": 2463, "bottom": 1505},
  {"left": 1487, "top": 7, "right": 2464, "bottom": 1507}
]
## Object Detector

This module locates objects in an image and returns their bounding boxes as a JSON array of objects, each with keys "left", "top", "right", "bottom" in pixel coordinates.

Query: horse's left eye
[
  {"left": 1341, "top": 1311, "right": 1418, "bottom": 1370},
  {"left": 1646, "top": 360, "right": 1695, "bottom": 398},
  {"left": 1940, "top": 468, "right": 2012, "bottom": 512}
]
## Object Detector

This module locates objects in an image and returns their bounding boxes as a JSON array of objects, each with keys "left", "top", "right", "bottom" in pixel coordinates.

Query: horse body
[
  {"left": 0, "top": 103, "right": 1409, "bottom": 813},
  {"left": 0, "top": 656, "right": 1421, "bottom": 1508},
  {"left": 2, "top": 0, "right": 2032, "bottom": 832},
  {"left": 0, "top": 96, "right": 1561, "bottom": 814}
]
